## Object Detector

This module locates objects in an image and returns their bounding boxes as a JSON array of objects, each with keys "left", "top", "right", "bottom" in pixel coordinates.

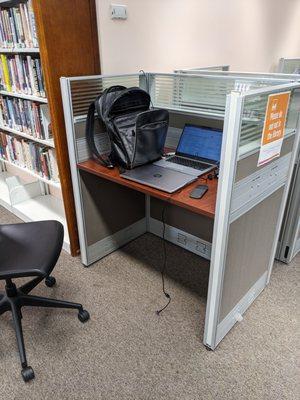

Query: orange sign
[{"left": 258, "top": 91, "right": 291, "bottom": 166}]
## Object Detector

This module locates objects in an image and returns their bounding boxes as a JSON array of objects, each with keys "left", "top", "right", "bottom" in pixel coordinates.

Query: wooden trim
[
  {"left": 32, "top": 0, "right": 101, "bottom": 255},
  {"left": 88, "top": 0, "right": 101, "bottom": 73}
]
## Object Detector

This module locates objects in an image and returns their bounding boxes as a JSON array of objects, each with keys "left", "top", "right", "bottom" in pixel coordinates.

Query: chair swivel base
[{"left": 0, "top": 277, "right": 90, "bottom": 382}]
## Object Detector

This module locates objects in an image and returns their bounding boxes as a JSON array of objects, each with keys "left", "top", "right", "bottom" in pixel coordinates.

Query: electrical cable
[{"left": 156, "top": 203, "right": 172, "bottom": 315}]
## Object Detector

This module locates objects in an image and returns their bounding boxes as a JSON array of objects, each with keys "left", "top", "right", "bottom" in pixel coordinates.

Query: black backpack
[{"left": 86, "top": 85, "right": 169, "bottom": 169}]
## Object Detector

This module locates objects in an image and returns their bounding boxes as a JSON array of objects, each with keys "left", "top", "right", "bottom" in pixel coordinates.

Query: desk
[
  {"left": 78, "top": 159, "right": 217, "bottom": 219},
  {"left": 61, "top": 72, "right": 300, "bottom": 351}
]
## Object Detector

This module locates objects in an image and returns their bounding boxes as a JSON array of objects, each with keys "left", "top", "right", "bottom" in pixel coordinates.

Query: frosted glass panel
[
  {"left": 149, "top": 73, "right": 292, "bottom": 119},
  {"left": 70, "top": 75, "right": 141, "bottom": 117},
  {"left": 176, "top": 69, "right": 300, "bottom": 81},
  {"left": 239, "top": 88, "right": 300, "bottom": 157},
  {"left": 280, "top": 59, "right": 300, "bottom": 74}
]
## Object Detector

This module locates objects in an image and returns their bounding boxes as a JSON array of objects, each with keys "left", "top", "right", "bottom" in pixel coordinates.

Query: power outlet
[
  {"left": 196, "top": 241, "right": 207, "bottom": 255},
  {"left": 110, "top": 4, "right": 127, "bottom": 19},
  {"left": 177, "top": 233, "right": 187, "bottom": 245}
]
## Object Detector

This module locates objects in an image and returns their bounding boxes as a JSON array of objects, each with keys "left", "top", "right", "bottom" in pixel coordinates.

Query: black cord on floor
[{"left": 156, "top": 203, "right": 171, "bottom": 315}]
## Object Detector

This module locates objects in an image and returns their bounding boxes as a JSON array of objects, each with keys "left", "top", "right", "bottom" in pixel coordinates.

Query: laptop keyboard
[{"left": 167, "top": 156, "right": 210, "bottom": 171}]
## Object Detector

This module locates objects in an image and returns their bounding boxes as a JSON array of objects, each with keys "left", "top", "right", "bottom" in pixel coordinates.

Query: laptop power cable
[{"left": 156, "top": 203, "right": 172, "bottom": 315}]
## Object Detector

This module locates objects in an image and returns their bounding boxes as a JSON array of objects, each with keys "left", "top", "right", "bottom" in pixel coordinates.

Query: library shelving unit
[{"left": 0, "top": 0, "right": 100, "bottom": 254}]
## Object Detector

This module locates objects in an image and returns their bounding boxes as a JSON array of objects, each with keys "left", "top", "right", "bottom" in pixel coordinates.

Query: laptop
[
  {"left": 120, "top": 164, "right": 196, "bottom": 193},
  {"left": 154, "top": 124, "right": 223, "bottom": 177}
]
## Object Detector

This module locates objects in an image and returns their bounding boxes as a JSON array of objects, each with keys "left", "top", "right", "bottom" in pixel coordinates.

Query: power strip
[{"left": 149, "top": 217, "right": 211, "bottom": 260}]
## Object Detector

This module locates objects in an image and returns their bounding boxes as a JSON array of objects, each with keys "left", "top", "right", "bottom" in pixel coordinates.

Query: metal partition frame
[
  {"left": 277, "top": 145, "right": 300, "bottom": 263},
  {"left": 174, "top": 69, "right": 300, "bottom": 266},
  {"left": 278, "top": 58, "right": 300, "bottom": 74},
  {"left": 175, "top": 68, "right": 300, "bottom": 81},
  {"left": 61, "top": 72, "right": 300, "bottom": 349},
  {"left": 275, "top": 58, "right": 300, "bottom": 262},
  {"left": 204, "top": 81, "right": 300, "bottom": 349},
  {"left": 146, "top": 72, "right": 295, "bottom": 122},
  {"left": 174, "top": 65, "right": 230, "bottom": 72},
  {"left": 61, "top": 73, "right": 146, "bottom": 265}
]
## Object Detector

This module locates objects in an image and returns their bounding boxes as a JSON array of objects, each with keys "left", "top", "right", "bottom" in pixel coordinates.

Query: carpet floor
[{"left": 0, "top": 206, "right": 299, "bottom": 400}]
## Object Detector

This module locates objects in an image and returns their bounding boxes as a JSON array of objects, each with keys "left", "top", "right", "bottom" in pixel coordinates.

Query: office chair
[{"left": 0, "top": 220, "right": 90, "bottom": 382}]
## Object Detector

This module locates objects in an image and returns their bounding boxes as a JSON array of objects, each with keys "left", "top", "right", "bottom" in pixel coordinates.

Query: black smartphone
[{"left": 189, "top": 185, "right": 208, "bottom": 199}]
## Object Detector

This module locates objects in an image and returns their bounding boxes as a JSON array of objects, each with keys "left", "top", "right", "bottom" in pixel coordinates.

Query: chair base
[{"left": 0, "top": 277, "right": 90, "bottom": 382}]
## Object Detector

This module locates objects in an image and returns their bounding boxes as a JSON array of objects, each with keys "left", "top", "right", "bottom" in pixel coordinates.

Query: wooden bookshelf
[
  {"left": 0, "top": 0, "right": 100, "bottom": 255},
  {"left": 0, "top": 124, "right": 55, "bottom": 146},
  {"left": 0, "top": 89, "right": 47, "bottom": 102},
  {"left": 0, "top": 47, "right": 39, "bottom": 53}
]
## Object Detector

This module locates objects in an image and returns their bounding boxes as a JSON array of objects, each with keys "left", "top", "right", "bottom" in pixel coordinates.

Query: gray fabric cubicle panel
[
  {"left": 218, "top": 89, "right": 297, "bottom": 320},
  {"left": 235, "top": 135, "right": 294, "bottom": 181},
  {"left": 204, "top": 82, "right": 300, "bottom": 350},
  {"left": 73, "top": 116, "right": 145, "bottom": 247},
  {"left": 169, "top": 112, "right": 223, "bottom": 129},
  {"left": 150, "top": 198, "right": 214, "bottom": 243},
  {"left": 61, "top": 74, "right": 147, "bottom": 265},
  {"left": 75, "top": 118, "right": 105, "bottom": 139},
  {"left": 219, "top": 187, "right": 284, "bottom": 320},
  {"left": 277, "top": 151, "right": 300, "bottom": 262},
  {"left": 80, "top": 170, "right": 145, "bottom": 246}
]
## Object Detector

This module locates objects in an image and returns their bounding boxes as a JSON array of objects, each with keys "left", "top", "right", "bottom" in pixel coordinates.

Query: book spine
[
  {"left": 26, "top": 55, "right": 35, "bottom": 95},
  {"left": 0, "top": 11, "right": 7, "bottom": 48},
  {"left": 0, "top": 54, "right": 12, "bottom": 91},
  {"left": 49, "top": 149, "right": 59, "bottom": 181},
  {"left": 10, "top": 57, "right": 18, "bottom": 92},
  {"left": 27, "top": 0, "right": 38, "bottom": 48},
  {"left": 4, "top": 10, "right": 12, "bottom": 48},
  {"left": 8, "top": 9, "right": 17, "bottom": 48},
  {"left": 0, "top": 98, "right": 4, "bottom": 126},
  {"left": 15, "top": 55, "right": 23, "bottom": 92},
  {"left": 14, "top": 7, "right": 24, "bottom": 48},
  {"left": 2, "top": 97, "right": 8, "bottom": 125},
  {"left": 34, "top": 58, "right": 44, "bottom": 97},
  {"left": 19, "top": 4, "right": 27, "bottom": 47},
  {"left": 31, "top": 57, "right": 39, "bottom": 96}
]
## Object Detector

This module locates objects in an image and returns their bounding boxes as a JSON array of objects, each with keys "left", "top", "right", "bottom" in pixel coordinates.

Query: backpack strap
[{"left": 86, "top": 100, "right": 114, "bottom": 168}]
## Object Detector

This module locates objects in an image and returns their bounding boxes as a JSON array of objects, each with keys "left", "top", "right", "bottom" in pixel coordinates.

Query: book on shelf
[
  {"left": 0, "top": 131, "right": 59, "bottom": 182},
  {"left": 0, "top": 0, "right": 38, "bottom": 49},
  {"left": 39, "top": 103, "right": 51, "bottom": 139},
  {"left": 0, "top": 96, "right": 51, "bottom": 140},
  {"left": 0, "top": 53, "right": 45, "bottom": 96}
]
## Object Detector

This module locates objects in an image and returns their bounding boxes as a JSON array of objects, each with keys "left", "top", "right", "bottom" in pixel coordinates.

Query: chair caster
[
  {"left": 45, "top": 276, "right": 56, "bottom": 287},
  {"left": 21, "top": 366, "right": 35, "bottom": 382},
  {"left": 78, "top": 309, "right": 90, "bottom": 323}
]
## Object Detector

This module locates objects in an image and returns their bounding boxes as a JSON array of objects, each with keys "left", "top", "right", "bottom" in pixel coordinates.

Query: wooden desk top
[{"left": 78, "top": 159, "right": 217, "bottom": 219}]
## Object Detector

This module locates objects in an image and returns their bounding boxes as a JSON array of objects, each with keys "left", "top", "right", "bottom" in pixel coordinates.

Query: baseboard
[
  {"left": 86, "top": 218, "right": 147, "bottom": 266},
  {"left": 149, "top": 217, "right": 211, "bottom": 260},
  {"left": 212, "top": 271, "right": 268, "bottom": 348}
]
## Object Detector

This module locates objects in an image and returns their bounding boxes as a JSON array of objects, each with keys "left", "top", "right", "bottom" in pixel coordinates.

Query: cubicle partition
[
  {"left": 277, "top": 145, "right": 300, "bottom": 263},
  {"left": 278, "top": 58, "right": 300, "bottom": 74},
  {"left": 175, "top": 65, "right": 230, "bottom": 72},
  {"left": 61, "top": 72, "right": 300, "bottom": 349},
  {"left": 275, "top": 59, "right": 300, "bottom": 263},
  {"left": 176, "top": 68, "right": 300, "bottom": 264},
  {"left": 175, "top": 68, "right": 300, "bottom": 81}
]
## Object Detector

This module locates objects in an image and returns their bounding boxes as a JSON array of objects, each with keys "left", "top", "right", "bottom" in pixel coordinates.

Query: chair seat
[{"left": 0, "top": 220, "right": 64, "bottom": 280}]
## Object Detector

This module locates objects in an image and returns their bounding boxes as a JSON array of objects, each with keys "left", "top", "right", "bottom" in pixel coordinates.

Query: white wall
[{"left": 96, "top": 0, "right": 300, "bottom": 74}]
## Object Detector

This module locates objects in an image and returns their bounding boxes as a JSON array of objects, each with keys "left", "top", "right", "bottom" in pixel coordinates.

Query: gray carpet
[{"left": 0, "top": 206, "right": 299, "bottom": 400}]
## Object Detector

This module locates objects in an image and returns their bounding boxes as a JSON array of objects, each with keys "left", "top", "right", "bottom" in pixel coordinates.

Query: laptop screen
[{"left": 176, "top": 124, "right": 223, "bottom": 163}]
